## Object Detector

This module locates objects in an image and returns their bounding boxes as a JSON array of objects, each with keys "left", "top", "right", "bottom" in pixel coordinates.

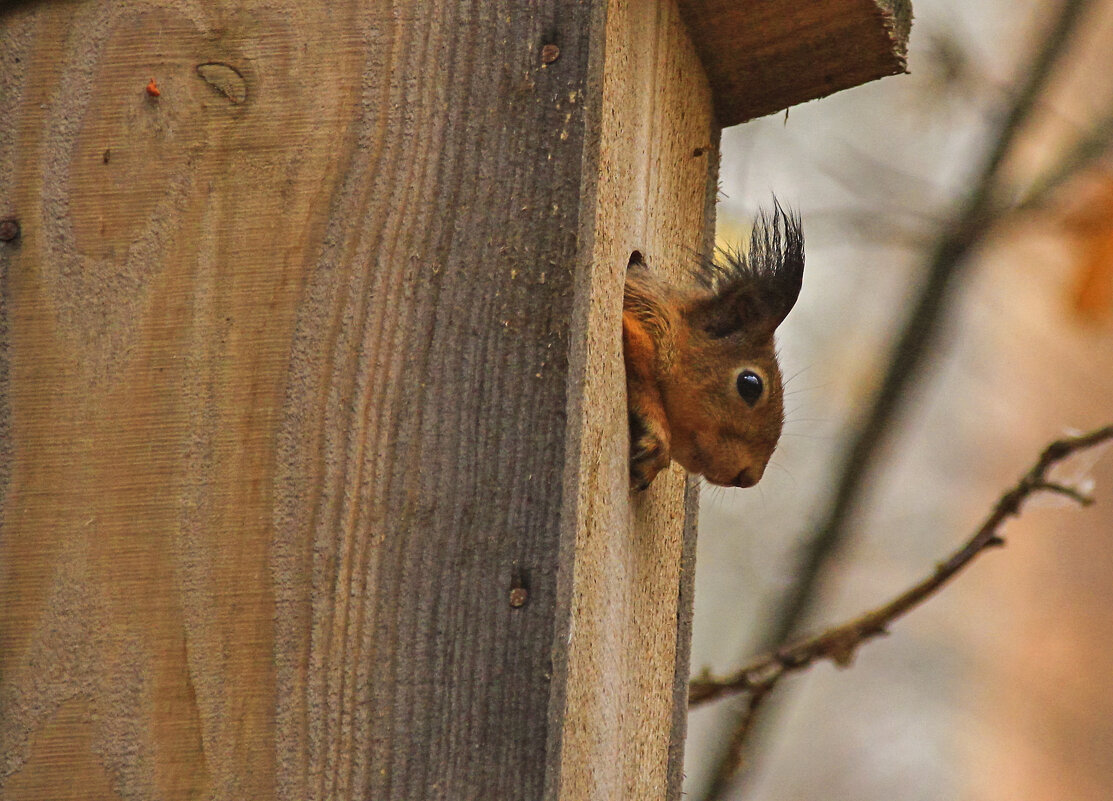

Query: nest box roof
[{"left": 677, "top": 0, "right": 913, "bottom": 126}]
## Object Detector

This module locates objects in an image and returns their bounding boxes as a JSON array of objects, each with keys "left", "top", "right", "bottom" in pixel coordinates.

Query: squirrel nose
[{"left": 731, "top": 467, "right": 757, "bottom": 488}]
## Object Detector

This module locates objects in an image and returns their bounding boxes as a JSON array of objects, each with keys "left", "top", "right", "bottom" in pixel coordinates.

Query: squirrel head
[{"left": 624, "top": 204, "right": 803, "bottom": 489}]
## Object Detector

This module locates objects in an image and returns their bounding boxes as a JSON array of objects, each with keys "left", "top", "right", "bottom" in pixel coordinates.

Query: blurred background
[{"left": 684, "top": 0, "right": 1113, "bottom": 798}]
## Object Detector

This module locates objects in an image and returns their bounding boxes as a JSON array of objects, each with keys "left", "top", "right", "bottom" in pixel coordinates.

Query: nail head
[
  {"left": 0, "top": 218, "right": 20, "bottom": 242},
  {"left": 509, "top": 587, "right": 528, "bottom": 608}
]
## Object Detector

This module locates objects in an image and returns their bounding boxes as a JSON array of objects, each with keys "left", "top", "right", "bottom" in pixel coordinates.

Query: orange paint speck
[{"left": 145, "top": 79, "right": 160, "bottom": 98}]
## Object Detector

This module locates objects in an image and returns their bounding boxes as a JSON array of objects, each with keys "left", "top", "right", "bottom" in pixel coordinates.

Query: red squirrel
[{"left": 623, "top": 203, "right": 804, "bottom": 490}]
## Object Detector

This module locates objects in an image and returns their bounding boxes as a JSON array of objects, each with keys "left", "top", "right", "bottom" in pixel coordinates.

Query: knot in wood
[{"left": 197, "top": 62, "right": 248, "bottom": 104}]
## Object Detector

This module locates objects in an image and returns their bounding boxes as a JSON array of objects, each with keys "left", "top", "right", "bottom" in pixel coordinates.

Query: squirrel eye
[{"left": 736, "top": 370, "right": 764, "bottom": 406}]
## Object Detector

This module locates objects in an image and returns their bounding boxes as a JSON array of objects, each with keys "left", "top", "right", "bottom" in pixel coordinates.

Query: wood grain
[
  {"left": 678, "top": 0, "right": 912, "bottom": 125},
  {"left": 0, "top": 1, "right": 588, "bottom": 798},
  {"left": 554, "top": 1, "right": 713, "bottom": 797},
  {"left": 0, "top": 0, "right": 907, "bottom": 795},
  {"left": 0, "top": 0, "right": 710, "bottom": 798}
]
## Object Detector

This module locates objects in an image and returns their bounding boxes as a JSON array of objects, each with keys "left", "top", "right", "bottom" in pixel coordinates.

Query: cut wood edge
[{"left": 678, "top": 0, "right": 912, "bottom": 126}]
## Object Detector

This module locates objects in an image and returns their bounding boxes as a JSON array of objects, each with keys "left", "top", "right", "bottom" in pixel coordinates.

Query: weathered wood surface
[
  {"left": 0, "top": 0, "right": 915, "bottom": 796},
  {"left": 555, "top": 0, "right": 713, "bottom": 796},
  {"left": 0, "top": 0, "right": 708, "bottom": 798},
  {"left": 679, "top": 0, "right": 913, "bottom": 125}
]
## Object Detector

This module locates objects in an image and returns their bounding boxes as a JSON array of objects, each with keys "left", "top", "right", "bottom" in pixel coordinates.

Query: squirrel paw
[{"left": 630, "top": 413, "right": 671, "bottom": 491}]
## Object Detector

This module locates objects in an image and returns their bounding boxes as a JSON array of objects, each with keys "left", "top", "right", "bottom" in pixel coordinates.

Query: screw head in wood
[
  {"left": 0, "top": 218, "right": 20, "bottom": 242},
  {"left": 509, "top": 587, "right": 529, "bottom": 608},
  {"left": 540, "top": 44, "right": 560, "bottom": 65}
]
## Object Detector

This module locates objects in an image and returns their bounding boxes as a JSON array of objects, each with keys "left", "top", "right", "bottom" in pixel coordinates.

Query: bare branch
[
  {"left": 1016, "top": 107, "right": 1113, "bottom": 213},
  {"left": 690, "top": 425, "right": 1112, "bottom": 711},
  {"left": 696, "top": 4, "right": 1103, "bottom": 796},
  {"left": 699, "top": 685, "right": 774, "bottom": 801},
  {"left": 760, "top": 0, "right": 1100, "bottom": 682}
]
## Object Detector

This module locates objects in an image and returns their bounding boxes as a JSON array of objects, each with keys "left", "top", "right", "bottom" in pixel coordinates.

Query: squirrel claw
[{"left": 630, "top": 415, "right": 671, "bottom": 491}]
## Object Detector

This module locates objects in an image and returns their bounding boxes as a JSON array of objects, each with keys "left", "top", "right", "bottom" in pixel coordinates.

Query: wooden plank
[
  {"left": 678, "top": 0, "right": 912, "bottom": 125},
  {"left": 554, "top": 0, "right": 714, "bottom": 797},
  {"left": 0, "top": 1, "right": 588, "bottom": 798},
  {"left": 0, "top": 1, "right": 711, "bottom": 799}
]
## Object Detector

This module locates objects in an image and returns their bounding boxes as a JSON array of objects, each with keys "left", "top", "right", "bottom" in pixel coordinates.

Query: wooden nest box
[{"left": 0, "top": 0, "right": 909, "bottom": 798}]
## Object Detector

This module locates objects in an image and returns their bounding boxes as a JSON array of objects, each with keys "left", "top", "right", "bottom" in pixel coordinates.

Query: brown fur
[{"left": 624, "top": 205, "right": 803, "bottom": 490}]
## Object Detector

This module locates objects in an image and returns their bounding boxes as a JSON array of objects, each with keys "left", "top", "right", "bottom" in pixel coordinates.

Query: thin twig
[
  {"left": 703, "top": 685, "right": 772, "bottom": 801},
  {"left": 690, "top": 425, "right": 1112, "bottom": 710}
]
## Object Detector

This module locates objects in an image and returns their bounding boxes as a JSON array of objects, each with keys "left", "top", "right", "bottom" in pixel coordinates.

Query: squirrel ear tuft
[
  {"left": 691, "top": 201, "right": 804, "bottom": 338},
  {"left": 756, "top": 200, "right": 805, "bottom": 327}
]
